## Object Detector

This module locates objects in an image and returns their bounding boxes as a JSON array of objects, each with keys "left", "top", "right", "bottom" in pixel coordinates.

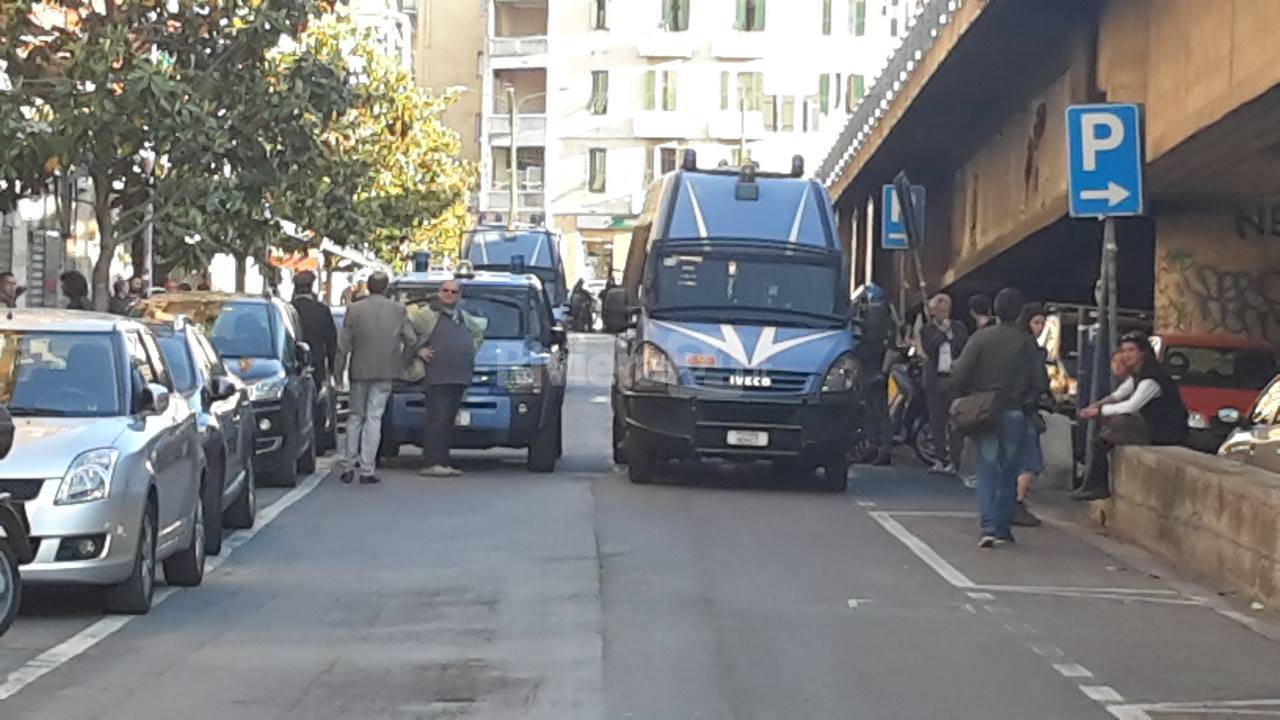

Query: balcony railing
[
  {"left": 486, "top": 189, "right": 545, "bottom": 212},
  {"left": 489, "top": 36, "right": 549, "bottom": 57},
  {"left": 487, "top": 114, "right": 547, "bottom": 146}
]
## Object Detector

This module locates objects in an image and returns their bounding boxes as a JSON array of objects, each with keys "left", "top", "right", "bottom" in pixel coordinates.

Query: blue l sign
[
  {"left": 1066, "top": 104, "right": 1145, "bottom": 218},
  {"left": 882, "top": 184, "right": 925, "bottom": 250}
]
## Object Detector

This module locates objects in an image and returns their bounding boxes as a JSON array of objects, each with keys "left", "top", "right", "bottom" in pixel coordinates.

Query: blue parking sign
[
  {"left": 881, "top": 184, "right": 925, "bottom": 250},
  {"left": 1066, "top": 104, "right": 1145, "bottom": 218}
]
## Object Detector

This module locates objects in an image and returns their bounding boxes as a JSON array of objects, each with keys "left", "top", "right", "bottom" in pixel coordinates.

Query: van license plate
[
  {"left": 726, "top": 430, "right": 769, "bottom": 448},
  {"left": 456, "top": 410, "right": 471, "bottom": 427}
]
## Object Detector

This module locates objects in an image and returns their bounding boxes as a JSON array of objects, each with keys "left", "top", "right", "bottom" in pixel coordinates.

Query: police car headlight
[
  {"left": 1187, "top": 411, "right": 1209, "bottom": 430},
  {"left": 56, "top": 449, "right": 118, "bottom": 505},
  {"left": 506, "top": 366, "right": 544, "bottom": 394},
  {"left": 247, "top": 377, "right": 287, "bottom": 402},
  {"left": 821, "top": 354, "right": 859, "bottom": 394},
  {"left": 636, "top": 343, "right": 678, "bottom": 389}
]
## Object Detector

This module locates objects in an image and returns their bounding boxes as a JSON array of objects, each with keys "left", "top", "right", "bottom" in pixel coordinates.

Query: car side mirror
[
  {"left": 142, "top": 384, "right": 171, "bottom": 415},
  {"left": 210, "top": 376, "right": 237, "bottom": 401},
  {"left": 602, "top": 288, "right": 632, "bottom": 334},
  {"left": 295, "top": 341, "right": 312, "bottom": 373},
  {"left": 0, "top": 405, "right": 14, "bottom": 460}
]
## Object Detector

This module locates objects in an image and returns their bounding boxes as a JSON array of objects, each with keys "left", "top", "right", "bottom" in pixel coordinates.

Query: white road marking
[
  {"left": 1029, "top": 643, "right": 1066, "bottom": 659},
  {"left": 966, "top": 591, "right": 995, "bottom": 600},
  {"left": 983, "top": 605, "right": 1014, "bottom": 615},
  {"left": 868, "top": 511, "right": 976, "bottom": 589},
  {"left": 978, "top": 584, "right": 1179, "bottom": 596},
  {"left": 846, "top": 598, "right": 869, "bottom": 609},
  {"left": 590, "top": 395, "right": 609, "bottom": 404},
  {"left": 855, "top": 500, "right": 877, "bottom": 508},
  {"left": 1107, "top": 699, "right": 1280, "bottom": 719},
  {"left": 1080, "top": 686, "right": 1125, "bottom": 703},
  {"left": 1053, "top": 663, "right": 1094, "bottom": 679},
  {"left": 0, "top": 468, "right": 329, "bottom": 701},
  {"left": 880, "top": 510, "right": 976, "bottom": 518}
]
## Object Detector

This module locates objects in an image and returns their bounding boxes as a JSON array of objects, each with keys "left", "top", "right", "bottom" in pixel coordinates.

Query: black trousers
[
  {"left": 925, "top": 380, "right": 963, "bottom": 465},
  {"left": 862, "top": 372, "right": 892, "bottom": 458},
  {"left": 422, "top": 384, "right": 466, "bottom": 468}
]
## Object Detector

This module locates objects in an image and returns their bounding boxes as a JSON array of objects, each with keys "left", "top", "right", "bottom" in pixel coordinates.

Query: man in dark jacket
[
  {"left": 291, "top": 271, "right": 337, "bottom": 381},
  {"left": 60, "top": 270, "right": 93, "bottom": 311},
  {"left": 416, "top": 279, "right": 481, "bottom": 477},
  {"left": 921, "top": 293, "right": 969, "bottom": 473},
  {"left": 949, "top": 288, "right": 1049, "bottom": 547}
]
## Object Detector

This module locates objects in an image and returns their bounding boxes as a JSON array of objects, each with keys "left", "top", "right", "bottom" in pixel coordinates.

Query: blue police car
[
  {"left": 603, "top": 153, "right": 861, "bottom": 490},
  {"left": 381, "top": 270, "right": 568, "bottom": 472}
]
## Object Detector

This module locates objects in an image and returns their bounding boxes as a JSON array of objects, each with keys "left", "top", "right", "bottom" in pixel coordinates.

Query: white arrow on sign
[{"left": 1079, "top": 181, "right": 1131, "bottom": 207}]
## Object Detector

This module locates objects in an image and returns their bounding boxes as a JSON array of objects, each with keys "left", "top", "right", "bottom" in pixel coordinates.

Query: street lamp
[{"left": 505, "top": 85, "right": 548, "bottom": 229}]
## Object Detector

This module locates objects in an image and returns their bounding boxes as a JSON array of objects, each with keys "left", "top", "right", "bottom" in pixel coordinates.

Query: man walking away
[
  {"left": 291, "top": 271, "right": 338, "bottom": 381},
  {"left": 418, "top": 279, "right": 483, "bottom": 478},
  {"left": 949, "top": 288, "right": 1049, "bottom": 548},
  {"left": 60, "top": 271, "right": 93, "bottom": 311},
  {"left": 334, "top": 272, "right": 412, "bottom": 485},
  {"left": 921, "top": 293, "right": 968, "bottom": 474},
  {"left": 968, "top": 294, "right": 993, "bottom": 333}
]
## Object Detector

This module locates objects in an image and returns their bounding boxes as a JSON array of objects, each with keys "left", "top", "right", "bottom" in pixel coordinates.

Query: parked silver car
[{"left": 0, "top": 310, "right": 207, "bottom": 614}]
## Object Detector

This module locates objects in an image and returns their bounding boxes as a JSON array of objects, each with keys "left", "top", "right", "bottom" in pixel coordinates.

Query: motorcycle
[
  {"left": 0, "top": 405, "right": 34, "bottom": 637},
  {"left": 887, "top": 347, "right": 944, "bottom": 467}
]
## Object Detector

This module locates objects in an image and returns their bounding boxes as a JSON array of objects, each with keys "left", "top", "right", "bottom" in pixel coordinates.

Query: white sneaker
[
  {"left": 420, "top": 465, "right": 461, "bottom": 478},
  {"left": 961, "top": 474, "right": 977, "bottom": 489}
]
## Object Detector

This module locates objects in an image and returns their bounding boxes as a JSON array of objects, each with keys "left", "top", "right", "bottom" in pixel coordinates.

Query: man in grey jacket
[{"left": 334, "top": 272, "right": 412, "bottom": 484}]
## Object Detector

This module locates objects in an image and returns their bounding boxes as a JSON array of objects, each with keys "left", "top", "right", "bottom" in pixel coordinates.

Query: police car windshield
[
  {"left": 651, "top": 249, "right": 842, "bottom": 326},
  {"left": 669, "top": 175, "right": 832, "bottom": 247},
  {"left": 399, "top": 285, "right": 543, "bottom": 340}
]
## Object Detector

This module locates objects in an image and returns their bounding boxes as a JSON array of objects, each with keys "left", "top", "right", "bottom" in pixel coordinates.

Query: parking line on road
[
  {"left": 868, "top": 511, "right": 976, "bottom": 589},
  {"left": 1029, "top": 643, "right": 1066, "bottom": 660},
  {"left": 1080, "top": 686, "right": 1125, "bottom": 703},
  {"left": 1053, "top": 663, "right": 1094, "bottom": 679},
  {"left": 1106, "top": 698, "right": 1280, "bottom": 720},
  {"left": 0, "top": 468, "right": 329, "bottom": 702},
  {"left": 966, "top": 591, "right": 995, "bottom": 600}
]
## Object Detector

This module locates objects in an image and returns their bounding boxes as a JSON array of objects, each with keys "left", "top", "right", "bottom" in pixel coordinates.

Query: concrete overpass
[{"left": 821, "top": 0, "right": 1280, "bottom": 343}]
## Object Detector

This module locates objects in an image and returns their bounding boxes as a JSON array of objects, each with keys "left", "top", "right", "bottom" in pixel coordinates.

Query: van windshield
[
  {"left": 466, "top": 230, "right": 554, "bottom": 268},
  {"left": 651, "top": 249, "right": 842, "bottom": 326}
]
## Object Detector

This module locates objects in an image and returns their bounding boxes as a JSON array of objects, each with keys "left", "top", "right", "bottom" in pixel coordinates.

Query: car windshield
[
  {"left": 651, "top": 249, "right": 842, "bottom": 326},
  {"left": 1165, "top": 345, "right": 1277, "bottom": 390},
  {"left": 154, "top": 330, "right": 197, "bottom": 394},
  {"left": 0, "top": 331, "right": 122, "bottom": 417},
  {"left": 398, "top": 285, "right": 541, "bottom": 340},
  {"left": 140, "top": 298, "right": 276, "bottom": 359},
  {"left": 466, "top": 230, "right": 555, "bottom": 268}
]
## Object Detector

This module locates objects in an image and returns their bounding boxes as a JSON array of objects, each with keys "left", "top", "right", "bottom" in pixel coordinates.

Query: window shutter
[
  {"left": 736, "top": 0, "right": 747, "bottom": 30},
  {"left": 663, "top": 0, "right": 674, "bottom": 28},
  {"left": 645, "top": 71, "right": 656, "bottom": 110},
  {"left": 678, "top": 0, "right": 690, "bottom": 30},
  {"left": 818, "top": 75, "right": 830, "bottom": 114},
  {"left": 754, "top": 0, "right": 766, "bottom": 30},
  {"left": 721, "top": 72, "right": 730, "bottom": 110}
]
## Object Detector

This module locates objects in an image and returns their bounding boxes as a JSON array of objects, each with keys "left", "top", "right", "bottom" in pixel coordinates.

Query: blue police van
[
  {"left": 381, "top": 270, "right": 568, "bottom": 472},
  {"left": 603, "top": 153, "right": 861, "bottom": 489},
  {"left": 462, "top": 225, "right": 569, "bottom": 318}
]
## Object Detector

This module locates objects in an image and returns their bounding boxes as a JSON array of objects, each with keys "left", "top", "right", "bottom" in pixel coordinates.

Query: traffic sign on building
[
  {"left": 1066, "top": 103, "right": 1145, "bottom": 218},
  {"left": 881, "top": 184, "right": 925, "bottom": 250}
]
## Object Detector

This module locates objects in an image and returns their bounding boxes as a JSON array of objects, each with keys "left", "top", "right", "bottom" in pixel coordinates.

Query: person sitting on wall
[{"left": 1073, "top": 331, "right": 1189, "bottom": 501}]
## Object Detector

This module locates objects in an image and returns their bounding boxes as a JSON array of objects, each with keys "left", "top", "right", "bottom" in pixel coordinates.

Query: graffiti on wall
[{"left": 1159, "top": 247, "right": 1280, "bottom": 343}]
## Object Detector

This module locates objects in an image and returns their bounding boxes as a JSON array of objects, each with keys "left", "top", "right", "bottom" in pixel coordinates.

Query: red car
[{"left": 1154, "top": 334, "right": 1278, "bottom": 452}]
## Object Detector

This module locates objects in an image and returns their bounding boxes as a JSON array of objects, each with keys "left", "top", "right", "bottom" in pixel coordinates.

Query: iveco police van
[{"left": 603, "top": 153, "right": 860, "bottom": 489}]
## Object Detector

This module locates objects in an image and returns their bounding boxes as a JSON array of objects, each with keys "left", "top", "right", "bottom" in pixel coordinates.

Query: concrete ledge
[{"left": 1090, "top": 446, "right": 1280, "bottom": 604}]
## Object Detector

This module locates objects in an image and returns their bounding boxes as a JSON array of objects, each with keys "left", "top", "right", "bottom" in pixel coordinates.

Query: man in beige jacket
[{"left": 334, "top": 272, "right": 413, "bottom": 484}]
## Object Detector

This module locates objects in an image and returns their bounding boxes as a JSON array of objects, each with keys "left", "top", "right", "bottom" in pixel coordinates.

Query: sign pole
[
  {"left": 1104, "top": 216, "right": 1119, "bottom": 366},
  {"left": 1080, "top": 223, "right": 1110, "bottom": 490}
]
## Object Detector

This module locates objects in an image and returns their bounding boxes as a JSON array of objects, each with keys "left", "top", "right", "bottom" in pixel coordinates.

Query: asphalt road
[{"left": 1, "top": 333, "right": 1278, "bottom": 719}]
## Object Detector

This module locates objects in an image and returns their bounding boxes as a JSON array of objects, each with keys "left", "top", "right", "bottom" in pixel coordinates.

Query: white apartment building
[{"left": 479, "top": 0, "right": 912, "bottom": 280}]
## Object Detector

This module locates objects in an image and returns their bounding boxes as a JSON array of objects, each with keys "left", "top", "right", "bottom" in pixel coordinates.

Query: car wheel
[
  {"left": 297, "top": 433, "right": 317, "bottom": 475},
  {"left": 164, "top": 493, "right": 206, "bottom": 587},
  {"left": 273, "top": 436, "right": 300, "bottom": 488},
  {"left": 105, "top": 507, "right": 156, "bottom": 615},
  {"left": 612, "top": 413, "right": 628, "bottom": 465},
  {"left": 527, "top": 411, "right": 561, "bottom": 473},
  {"left": 224, "top": 463, "right": 256, "bottom": 530},
  {"left": 202, "top": 467, "right": 225, "bottom": 556},
  {"left": 625, "top": 434, "right": 656, "bottom": 484},
  {"left": 0, "top": 540, "right": 20, "bottom": 636}
]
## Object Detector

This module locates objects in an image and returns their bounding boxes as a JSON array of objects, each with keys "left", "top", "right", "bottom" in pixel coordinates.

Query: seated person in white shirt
[{"left": 1073, "top": 331, "right": 1189, "bottom": 501}]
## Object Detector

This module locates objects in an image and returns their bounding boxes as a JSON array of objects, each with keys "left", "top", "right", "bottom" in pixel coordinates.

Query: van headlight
[
  {"left": 56, "top": 449, "right": 119, "bottom": 505},
  {"left": 247, "top": 377, "right": 287, "bottom": 402},
  {"left": 821, "top": 354, "right": 860, "bottom": 394},
  {"left": 636, "top": 343, "right": 678, "bottom": 389},
  {"left": 1187, "top": 411, "right": 1209, "bottom": 430},
  {"left": 506, "top": 365, "right": 544, "bottom": 394}
]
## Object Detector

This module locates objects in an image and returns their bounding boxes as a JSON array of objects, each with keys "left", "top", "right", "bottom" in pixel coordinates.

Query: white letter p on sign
[{"left": 1081, "top": 113, "right": 1124, "bottom": 171}]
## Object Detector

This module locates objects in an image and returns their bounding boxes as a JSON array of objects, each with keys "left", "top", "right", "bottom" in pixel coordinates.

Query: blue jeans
[{"left": 973, "top": 410, "right": 1033, "bottom": 538}]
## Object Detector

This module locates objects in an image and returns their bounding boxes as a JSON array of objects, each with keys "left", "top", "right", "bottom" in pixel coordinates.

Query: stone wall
[
  {"left": 1096, "top": 446, "right": 1280, "bottom": 604},
  {"left": 1154, "top": 209, "right": 1280, "bottom": 343}
]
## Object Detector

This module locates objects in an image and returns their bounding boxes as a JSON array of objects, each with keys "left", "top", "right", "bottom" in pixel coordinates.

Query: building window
[
  {"left": 732, "top": 147, "right": 752, "bottom": 167},
  {"left": 660, "top": 147, "right": 678, "bottom": 175},
  {"left": 763, "top": 96, "right": 777, "bottom": 131},
  {"left": 822, "top": 0, "right": 832, "bottom": 35},
  {"left": 803, "top": 96, "right": 821, "bottom": 132},
  {"left": 781, "top": 96, "right": 795, "bottom": 132},
  {"left": 890, "top": 17, "right": 898, "bottom": 36},
  {"left": 589, "top": 71, "right": 609, "bottom": 114},
  {"left": 663, "top": 0, "right": 690, "bottom": 31},
  {"left": 845, "top": 74, "right": 864, "bottom": 112},
  {"left": 834, "top": 72, "right": 843, "bottom": 108},
  {"left": 735, "top": 0, "right": 766, "bottom": 31},
  {"left": 737, "top": 71, "right": 764, "bottom": 111},
  {"left": 850, "top": 0, "right": 865, "bottom": 35},
  {"left": 588, "top": 149, "right": 607, "bottom": 193},
  {"left": 591, "top": 0, "right": 607, "bottom": 30},
  {"left": 818, "top": 74, "right": 830, "bottom": 114},
  {"left": 646, "top": 70, "right": 678, "bottom": 111},
  {"left": 720, "top": 71, "right": 730, "bottom": 110}
]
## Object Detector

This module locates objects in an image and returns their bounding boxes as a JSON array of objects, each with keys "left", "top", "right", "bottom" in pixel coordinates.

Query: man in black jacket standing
[{"left": 292, "top": 270, "right": 337, "bottom": 382}]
